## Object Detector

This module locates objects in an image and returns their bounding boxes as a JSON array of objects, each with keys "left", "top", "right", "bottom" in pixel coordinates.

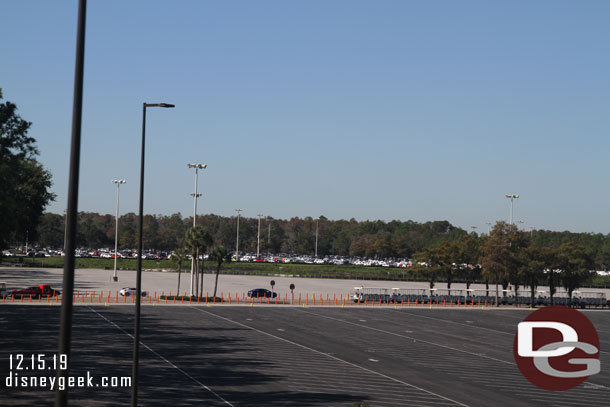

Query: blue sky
[{"left": 2, "top": 1, "right": 609, "bottom": 233}]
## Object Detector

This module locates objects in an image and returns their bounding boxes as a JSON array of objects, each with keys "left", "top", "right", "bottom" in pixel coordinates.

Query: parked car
[
  {"left": 11, "top": 284, "right": 61, "bottom": 299},
  {"left": 120, "top": 287, "right": 148, "bottom": 297},
  {"left": 247, "top": 288, "right": 277, "bottom": 299}
]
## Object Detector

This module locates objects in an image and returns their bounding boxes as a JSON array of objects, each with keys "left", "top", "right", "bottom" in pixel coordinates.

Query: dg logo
[{"left": 513, "top": 306, "right": 601, "bottom": 391}]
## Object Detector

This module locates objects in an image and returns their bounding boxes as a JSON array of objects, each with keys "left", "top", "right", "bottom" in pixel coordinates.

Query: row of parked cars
[
  {"left": 351, "top": 287, "right": 610, "bottom": 308},
  {"left": 0, "top": 283, "right": 148, "bottom": 299},
  {"left": 235, "top": 253, "right": 410, "bottom": 267}
]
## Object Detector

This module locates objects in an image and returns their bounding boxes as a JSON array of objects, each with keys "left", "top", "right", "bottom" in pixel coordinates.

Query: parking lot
[{"left": 1, "top": 305, "right": 609, "bottom": 406}]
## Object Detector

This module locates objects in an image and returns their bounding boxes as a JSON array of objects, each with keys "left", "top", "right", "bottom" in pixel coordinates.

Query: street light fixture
[
  {"left": 505, "top": 194, "right": 519, "bottom": 225},
  {"left": 235, "top": 209, "right": 242, "bottom": 261},
  {"left": 132, "top": 102, "right": 174, "bottom": 407},
  {"left": 111, "top": 179, "right": 126, "bottom": 282},
  {"left": 187, "top": 163, "right": 207, "bottom": 296}
]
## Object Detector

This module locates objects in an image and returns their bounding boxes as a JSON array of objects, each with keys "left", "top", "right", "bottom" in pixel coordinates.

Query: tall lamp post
[
  {"left": 267, "top": 216, "right": 272, "bottom": 246},
  {"left": 257, "top": 214, "right": 263, "bottom": 259},
  {"left": 315, "top": 218, "right": 319, "bottom": 257},
  {"left": 56, "top": 1, "right": 86, "bottom": 405},
  {"left": 505, "top": 194, "right": 519, "bottom": 225},
  {"left": 111, "top": 179, "right": 126, "bottom": 282},
  {"left": 187, "top": 163, "right": 207, "bottom": 296},
  {"left": 132, "top": 102, "right": 174, "bottom": 407},
  {"left": 235, "top": 209, "right": 242, "bottom": 261}
]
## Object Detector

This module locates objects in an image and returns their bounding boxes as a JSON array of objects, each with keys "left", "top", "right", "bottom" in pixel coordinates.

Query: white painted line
[
  {"left": 300, "top": 309, "right": 515, "bottom": 366},
  {"left": 88, "top": 307, "right": 234, "bottom": 407},
  {"left": 400, "top": 311, "right": 514, "bottom": 336},
  {"left": 191, "top": 307, "right": 470, "bottom": 407}
]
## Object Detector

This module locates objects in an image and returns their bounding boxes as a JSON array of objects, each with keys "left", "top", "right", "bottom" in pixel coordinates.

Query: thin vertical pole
[
  {"left": 235, "top": 209, "right": 241, "bottom": 261},
  {"left": 315, "top": 218, "right": 319, "bottom": 257},
  {"left": 56, "top": 0, "right": 86, "bottom": 405},
  {"left": 113, "top": 182, "right": 120, "bottom": 281},
  {"left": 194, "top": 168, "right": 198, "bottom": 226},
  {"left": 257, "top": 214, "right": 263, "bottom": 259},
  {"left": 131, "top": 103, "right": 146, "bottom": 407},
  {"left": 190, "top": 169, "right": 197, "bottom": 296}
]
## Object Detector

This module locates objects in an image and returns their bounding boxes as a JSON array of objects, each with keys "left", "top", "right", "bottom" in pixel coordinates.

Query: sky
[{"left": 2, "top": 1, "right": 609, "bottom": 234}]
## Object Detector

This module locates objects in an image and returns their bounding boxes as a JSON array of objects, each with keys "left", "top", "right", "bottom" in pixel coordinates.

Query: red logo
[{"left": 513, "top": 306, "right": 600, "bottom": 391}]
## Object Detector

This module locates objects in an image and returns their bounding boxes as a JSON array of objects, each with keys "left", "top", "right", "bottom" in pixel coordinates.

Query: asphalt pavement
[{"left": 1, "top": 305, "right": 609, "bottom": 406}]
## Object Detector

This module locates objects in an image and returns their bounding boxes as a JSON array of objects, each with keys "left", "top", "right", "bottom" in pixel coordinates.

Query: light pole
[
  {"left": 486, "top": 221, "right": 492, "bottom": 235},
  {"left": 187, "top": 163, "right": 207, "bottom": 296},
  {"left": 471, "top": 226, "right": 477, "bottom": 235},
  {"left": 132, "top": 102, "right": 174, "bottom": 407},
  {"left": 56, "top": 2, "right": 85, "bottom": 405},
  {"left": 235, "top": 209, "right": 242, "bottom": 261},
  {"left": 505, "top": 194, "right": 519, "bottom": 225},
  {"left": 267, "top": 216, "right": 272, "bottom": 246},
  {"left": 257, "top": 214, "right": 263, "bottom": 259},
  {"left": 315, "top": 218, "right": 319, "bottom": 257},
  {"left": 517, "top": 220, "right": 525, "bottom": 230},
  {"left": 112, "top": 179, "right": 126, "bottom": 282}
]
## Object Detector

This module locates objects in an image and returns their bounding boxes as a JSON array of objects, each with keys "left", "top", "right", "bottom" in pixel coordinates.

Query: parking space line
[
  {"left": 299, "top": 309, "right": 514, "bottom": 365},
  {"left": 398, "top": 311, "right": 515, "bottom": 336},
  {"left": 191, "top": 307, "right": 470, "bottom": 407},
  {"left": 87, "top": 307, "right": 234, "bottom": 407}
]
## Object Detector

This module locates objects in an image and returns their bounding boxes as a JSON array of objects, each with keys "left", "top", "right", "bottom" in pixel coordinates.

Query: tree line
[
  {"left": 27, "top": 211, "right": 610, "bottom": 268},
  {"left": 32, "top": 212, "right": 468, "bottom": 257},
  {"left": 412, "top": 222, "right": 602, "bottom": 306}
]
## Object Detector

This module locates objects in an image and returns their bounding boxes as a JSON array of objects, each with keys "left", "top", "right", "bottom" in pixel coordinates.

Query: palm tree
[
  {"left": 209, "top": 246, "right": 232, "bottom": 298},
  {"left": 184, "top": 226, "right": 213, "bottom": 297},
  {"left": 171, "top": 247, "right": 188, "bottom": 295}
]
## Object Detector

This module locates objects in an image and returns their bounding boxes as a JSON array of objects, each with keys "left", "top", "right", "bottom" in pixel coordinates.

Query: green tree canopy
[
  {"left": 0, "top": 89, "right": 55, "bottom": 251},
  {"left": 557, "top": 243, "right": 594, "bottom": 304}
]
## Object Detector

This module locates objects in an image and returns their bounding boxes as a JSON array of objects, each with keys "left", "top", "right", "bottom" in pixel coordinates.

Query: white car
[{"left": 119, "top": 287, "right": 148, "bottom": 297}]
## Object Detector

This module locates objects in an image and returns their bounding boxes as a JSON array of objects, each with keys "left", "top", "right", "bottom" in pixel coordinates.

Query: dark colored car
[{"left": 247, "top": 288, "right": 277, "bottom": 299}]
